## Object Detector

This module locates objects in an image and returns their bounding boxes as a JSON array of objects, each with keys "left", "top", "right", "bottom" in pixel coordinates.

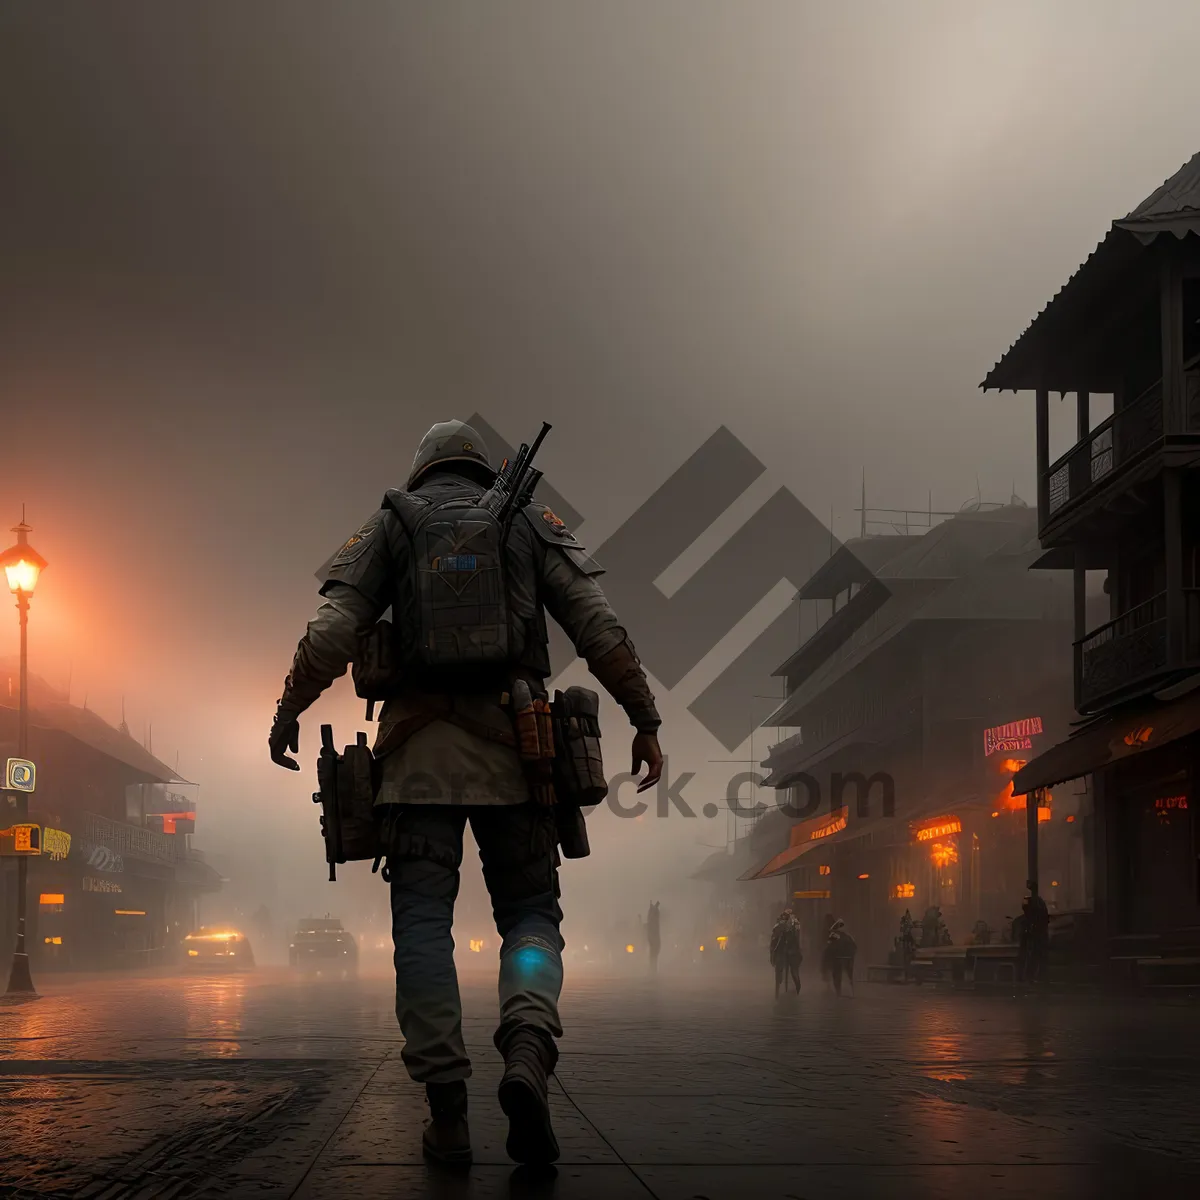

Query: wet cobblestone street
[{"left": 1, "top": 967, "right": 1196, "bottom": 1198}]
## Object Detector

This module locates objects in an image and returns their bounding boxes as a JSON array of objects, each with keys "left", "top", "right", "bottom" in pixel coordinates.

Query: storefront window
[{"left": 1130, "top": 789, "right": 1197, "bottom": 932}]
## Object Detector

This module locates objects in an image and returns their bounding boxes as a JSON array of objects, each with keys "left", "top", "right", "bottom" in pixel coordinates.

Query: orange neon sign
[
  {"left": 913, "top": 817, "right": 962, "bottom": 842},
  {"left": 810, "top": 813, "right": 847, "bottom": 840}
]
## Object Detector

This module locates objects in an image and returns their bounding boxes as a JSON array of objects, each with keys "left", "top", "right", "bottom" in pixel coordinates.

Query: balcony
[
  {"left": 1077, "top": 593, "right": 1166, "bottom": 709},
  {"left": 1075, "top": 589, "right": 1200, "bottom": 711},
  {"left": 80, "top": 812, "right": 183, "bottom": 864},
  {"left": 1044, "top": 380, "right": 1164, "bottom": 530}
]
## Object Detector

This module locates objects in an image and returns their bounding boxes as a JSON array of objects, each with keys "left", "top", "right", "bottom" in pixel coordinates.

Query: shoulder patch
[
  {"left": 523, "top": 501, "right": 584, "bottom": 549},
  {"left": 541, "top": 508, "right": 570, "bottom": 536},
  {"left": 330, "top": 518, "right": 379, "bottom": 566}
]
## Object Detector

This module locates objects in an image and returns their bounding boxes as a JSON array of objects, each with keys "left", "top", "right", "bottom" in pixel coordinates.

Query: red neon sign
[{"left": 984, "top": 717, "right": 1043, "bottom": 756}]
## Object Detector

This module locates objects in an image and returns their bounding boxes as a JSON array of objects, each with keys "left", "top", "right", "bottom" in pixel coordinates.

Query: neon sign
[
  {"left": 984, "top": 717, "right": 1043, "bottom": 756},
  {"left": 1155, "top": 795, "right": 1188, "bottom": 810},
  {"left": 810, "top": 813, "right": 847, "bottom": 840},
  {"left": 913, "top": 817, "right": 962, "bottom": 842}
]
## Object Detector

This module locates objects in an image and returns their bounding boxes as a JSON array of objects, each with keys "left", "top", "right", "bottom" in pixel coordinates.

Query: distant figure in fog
[
  {"left": 921, "top": 905, "right": 948, "bottom": 948},
  {"left": 645, "top": 901, "right": 661, "bottom": 973},
  {"left": 824, "top": 919, "right": 857, "bottom": 996},
  {"left": 770, "top": 909, "right": 802, "bottom": 997},
  {"left": 1019, "top": 887, "right": 1050, "bottom": 983}
]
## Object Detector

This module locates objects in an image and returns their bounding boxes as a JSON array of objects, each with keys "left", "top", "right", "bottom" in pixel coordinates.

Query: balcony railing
[
  {"left": 81, "top": 812, "right": 182, "bottom": 864},
  {"left": 1077, "top": 592, "right": 1168, "bottom": 709},
  {"left": 1045, "top": 379, "right": 1165, "bottom": 522}
]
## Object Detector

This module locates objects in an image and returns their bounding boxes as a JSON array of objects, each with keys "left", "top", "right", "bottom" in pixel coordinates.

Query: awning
[
  {"left": 739, "top": 792, "right": 999, "bottom": 882},
  {"left": 739, "top": 807, "right": 850, "bottom": 880},
  {"left": 1012, "top": 688, "right": 1200, "bottom": 794}
]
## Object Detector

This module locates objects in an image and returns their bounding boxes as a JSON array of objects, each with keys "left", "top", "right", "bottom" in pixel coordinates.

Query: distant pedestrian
[
  {"left": 825, "top": 919, "right": 856, "bottom": 996},
  {"left": 1019, "top": 887, "right": 1050, "bottom": 984},
  {"left": 921, "top": 906, "right": 945, "bottom": 948},
  {"left": 770, "top": 909, "right": 802, "bottom": 997},
  {"left": 646, "top": 902, "right": 661, "bottom": 973}
]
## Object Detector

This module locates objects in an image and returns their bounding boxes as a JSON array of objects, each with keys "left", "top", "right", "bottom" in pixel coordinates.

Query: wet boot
[
  {"left": 497, "top": 1028, "right": 560, "bottom": 1165},
  {"left": 422, "top": 1081, "right": 472, "bottom": 1167}
]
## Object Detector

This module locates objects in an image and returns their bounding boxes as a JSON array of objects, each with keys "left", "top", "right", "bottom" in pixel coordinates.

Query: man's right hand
[
  {"left": 269, "top": 708, "right": 301, "bottom": 771},
  {"left": 632, "top": 731, "right": 663, "bottom": 794}
]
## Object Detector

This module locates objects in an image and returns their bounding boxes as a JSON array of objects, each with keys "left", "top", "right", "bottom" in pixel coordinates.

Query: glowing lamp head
[{"left": 1, "top": 521, "right": 47, "bottom": 597}]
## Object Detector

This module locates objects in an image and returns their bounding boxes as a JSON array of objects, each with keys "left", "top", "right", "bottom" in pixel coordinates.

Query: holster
[
  {"left": 313, "top": 725, "right": 380, "bottom": 880},
  {"left": 550, "top": 686, "right": 608, "bottom": 860}
]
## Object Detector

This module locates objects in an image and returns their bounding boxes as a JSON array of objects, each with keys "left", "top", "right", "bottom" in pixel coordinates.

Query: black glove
[{"left": 269, "top": 707, "right": 301, "bottom": 771}]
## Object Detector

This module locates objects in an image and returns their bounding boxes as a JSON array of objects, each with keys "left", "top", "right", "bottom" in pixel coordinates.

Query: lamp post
[{"left": 2, "top": 515, "right": 47, "bottom": 997}]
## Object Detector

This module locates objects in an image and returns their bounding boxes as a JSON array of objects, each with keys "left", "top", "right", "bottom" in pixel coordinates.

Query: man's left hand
[{"left": 632, "top": 731, "right": 663, "bottom": 794}]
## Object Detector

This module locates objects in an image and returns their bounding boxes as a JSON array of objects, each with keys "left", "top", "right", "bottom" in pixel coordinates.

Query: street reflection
[{"left": 182, "top": 975, "right": 248, "bottom": 1056}]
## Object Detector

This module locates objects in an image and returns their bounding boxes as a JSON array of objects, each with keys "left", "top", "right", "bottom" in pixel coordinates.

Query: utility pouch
[
  {"left": 352, "top": 619, "right": 399, "bottom": 720},
  {"left": 551, "top": 687, "right": 607, "bottom": 808},
  {"left": 313, "top": 725, "right": 379, "bottom": 880},
  {"left": 550, "top": 686, "right": 607, "bottom": 859},
  {"left": 507, "top": 679, "right": 556, "bottom": 807}
]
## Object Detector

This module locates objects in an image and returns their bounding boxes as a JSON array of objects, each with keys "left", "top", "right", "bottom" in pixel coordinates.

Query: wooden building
[
  {"left": 745, "top": 504, "right": 1087, "bottom": 964},
  {"left": 984, "top": 151, "right": 1200, "bottom": 980},
  {"left": 0, "top": 670, "right": 221, "bottom": 970}
]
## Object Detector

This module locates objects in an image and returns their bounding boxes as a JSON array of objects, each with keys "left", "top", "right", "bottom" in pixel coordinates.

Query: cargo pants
[{"left": 383, "top": 802, "right": 565, "bottom": 1083}]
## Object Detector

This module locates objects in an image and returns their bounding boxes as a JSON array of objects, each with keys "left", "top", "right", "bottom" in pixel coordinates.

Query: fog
[{"left": 2, "top": 2, "right": 1199, "bottom": 954}]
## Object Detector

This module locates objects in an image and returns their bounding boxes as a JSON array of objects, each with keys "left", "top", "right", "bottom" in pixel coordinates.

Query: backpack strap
[{"left": 381, "top": 488, "right": 431, "bottom": 537}]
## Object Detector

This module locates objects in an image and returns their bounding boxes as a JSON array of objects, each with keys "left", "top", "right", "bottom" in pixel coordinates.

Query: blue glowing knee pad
[{"left": 502, "top": 936, "right": 563, "bottom": 988}]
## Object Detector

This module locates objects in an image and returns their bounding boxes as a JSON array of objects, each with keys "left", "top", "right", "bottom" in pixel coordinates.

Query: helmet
[{"left": 407, "top": 420, "right": 495, "bottom": 489}]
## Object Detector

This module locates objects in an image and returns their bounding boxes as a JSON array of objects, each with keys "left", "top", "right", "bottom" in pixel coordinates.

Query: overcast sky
[{"left": 2, "top": 2, "right": 1199, "bottom": 917}]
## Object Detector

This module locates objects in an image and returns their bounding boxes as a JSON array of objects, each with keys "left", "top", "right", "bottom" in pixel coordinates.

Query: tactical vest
[{"left": 383, "top": 476, "right": 551, "bottom": 687}]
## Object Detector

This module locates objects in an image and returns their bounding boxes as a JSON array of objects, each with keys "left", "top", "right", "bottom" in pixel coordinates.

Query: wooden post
[
  {"left": 1026, "top": 787, "right": 1041, "bottom": 899},
  {"left": 1165, "top": 467, "right": 1184, "bottom": 661},
  {"left": 1161, "top": 255, "right": 1184, "bottom": 434},
  {"left": 1074, "top": 544, "right": 1088, "bottom": 714},
  {"left": 1036, "top": 388, "right": 1050, "bottom": 522},
  {"left": 1077, "top": 390, "right": 1090, "bottom": 441},
  {"left": 1090, "top": 769, "right": 1109, "bottom": 960},
  {"left": 1074, "top": 544, "right": 1088, "bottom": 641}
]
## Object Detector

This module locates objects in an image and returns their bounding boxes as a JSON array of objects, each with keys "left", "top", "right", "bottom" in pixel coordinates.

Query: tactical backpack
[{"left": 396, "top": 491, "right": 511, "bottom": 670}]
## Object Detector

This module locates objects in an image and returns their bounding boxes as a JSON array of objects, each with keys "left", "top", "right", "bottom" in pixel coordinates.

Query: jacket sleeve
[
  {"left": 278, "top": 508, "right": 401, "bottom": 714},
  {"left": 540, "top": 548, "right": 661, "bottom": 734},
  {"left": 277, "top": 584, "right": 387, "bottom": 715}
]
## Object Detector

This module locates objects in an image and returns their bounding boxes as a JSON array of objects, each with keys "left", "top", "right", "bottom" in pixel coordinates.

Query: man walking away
[
  {"left": 827, "top": 919, "right": 856, "bottom": 997},
  {"left": 268, "top": 420, "right": 663, "bottom": 1167},
  {"left": 770, "top": 909, "right": 802, "bottom": 997}
]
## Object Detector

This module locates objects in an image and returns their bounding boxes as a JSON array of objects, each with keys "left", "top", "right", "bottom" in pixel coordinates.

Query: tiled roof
[
  {"left": 0, "top": 667, "right": 181, "bottom": 782},
  {"left": 1122, "top": 150, "right": 1200, "bottom": 224},
  {"left": 981, "top": 150, "right": 1200, "bottom": 391}
]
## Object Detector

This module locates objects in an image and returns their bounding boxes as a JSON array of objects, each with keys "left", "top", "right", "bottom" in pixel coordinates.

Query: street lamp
[{"left": 2, "top": 515, "right": 47, "bottom": 998}]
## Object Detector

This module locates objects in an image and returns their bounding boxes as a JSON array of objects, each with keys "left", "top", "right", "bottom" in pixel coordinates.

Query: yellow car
[{"left": 183, "top": 927, "right": 255, "bottom": 969}]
